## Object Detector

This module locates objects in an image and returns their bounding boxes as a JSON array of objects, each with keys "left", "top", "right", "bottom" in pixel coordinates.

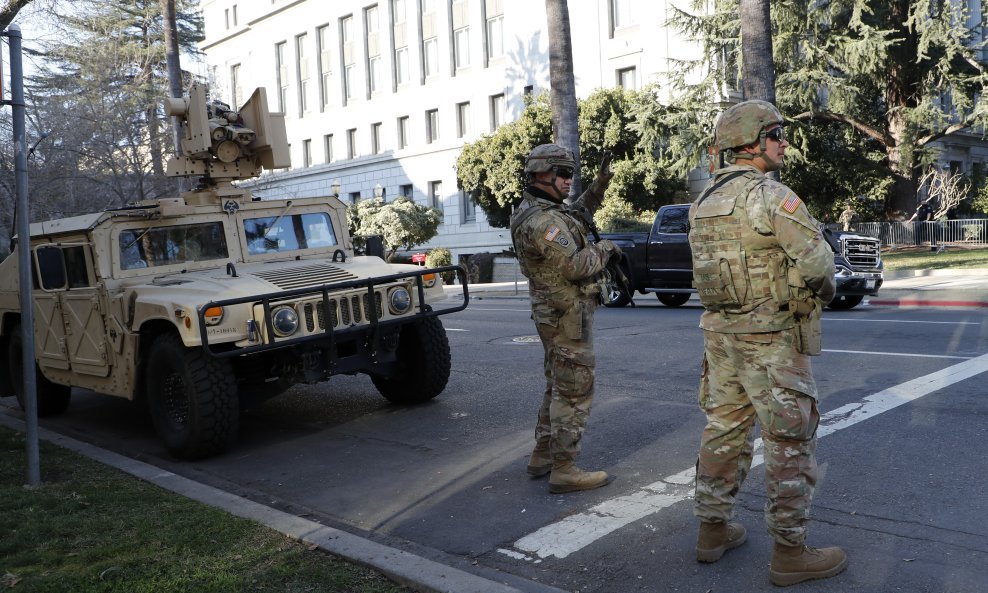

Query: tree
[
  {"left": 738, "top": 0, "right": 774, "bottom": 103},
  {"left": 667, "top": 0, "right": 988, "bottom": 216},
  {"left": 347, "top": 197, "right": 442, "bottom": 261},
  {"left": 544, "top": 0, "right": 581, "bottom": 192},
  {"left": 456, "top": 88, "right": 686, "bottom": 228},
  {"left": 0, "top": 0, "right": 34, "bottom": 30}
]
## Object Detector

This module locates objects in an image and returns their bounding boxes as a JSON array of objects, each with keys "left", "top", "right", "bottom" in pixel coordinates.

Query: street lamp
[
  {"left": 331, "top": 179, "right": 341, "bottom": 197},
  {"left": 374, "top": 183, "right": 384, "bottom": 200}
]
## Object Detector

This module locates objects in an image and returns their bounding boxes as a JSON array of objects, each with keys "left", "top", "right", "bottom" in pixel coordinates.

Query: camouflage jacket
[
  {"left": 511, "top": 187, "right": 611, "bottom": 309},
  {"left": 688, "top": 164, "right": 835, "bottom": 333}
]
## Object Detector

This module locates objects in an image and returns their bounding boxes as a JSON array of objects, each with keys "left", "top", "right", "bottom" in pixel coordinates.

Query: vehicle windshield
[
  {"left": 119, "top": 222, "right": 229, "bottom": 270},
  {"left": 244, "top": 212, "right": 338, "bottom": 255}
]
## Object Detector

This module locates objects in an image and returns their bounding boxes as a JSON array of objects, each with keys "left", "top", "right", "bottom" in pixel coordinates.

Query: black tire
[
  {"left": 372, "top": 316, "right": 451, "bottom": 404},
  {"left": 7, "top": 323, "right": 71, "bottom": 417},
  {"left": 827, "top": 295, "right": 864, "bottom": 310},
  {"left": 145, "top": 333, "right": 239, "bottom": 460},
  {"left": 656, "top": 293, "right": 691, "bottom": 307}
]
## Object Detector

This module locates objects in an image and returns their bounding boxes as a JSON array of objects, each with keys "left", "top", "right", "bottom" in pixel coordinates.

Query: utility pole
[{"left": 2, "top": 23, "right": 41, "bottom": 487}]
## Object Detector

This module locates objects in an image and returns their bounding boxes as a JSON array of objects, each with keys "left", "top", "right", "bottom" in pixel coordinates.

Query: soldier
[
  {"left": 511, "top": 143, "right": 619, "bottom": 494},
  {"left": 688, "top": 100, "right": 846, "bottom": 586}
]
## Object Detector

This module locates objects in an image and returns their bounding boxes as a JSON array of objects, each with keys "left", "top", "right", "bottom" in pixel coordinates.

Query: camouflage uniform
[
  {"left": 511, "top": 184, "right": 612, "bottom": 468},
  {"left": 689, "top": 164, "right": 835, "bottom": 547}
]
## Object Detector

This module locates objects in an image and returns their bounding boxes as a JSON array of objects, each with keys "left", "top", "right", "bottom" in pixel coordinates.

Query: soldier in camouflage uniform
[
  {"left": 687, "top": 100, "right": 848, "bottom": 586},
  {"left": 510, "top": 143, "right": 619, "bottom": 494}
]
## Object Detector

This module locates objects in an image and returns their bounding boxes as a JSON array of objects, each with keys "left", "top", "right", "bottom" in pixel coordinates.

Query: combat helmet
[
  {"left": 525, "top": 143, "right": 576, "bottom": 175},
  {"left": 713, "top": 100, "right": 784, "bottom": 151}
]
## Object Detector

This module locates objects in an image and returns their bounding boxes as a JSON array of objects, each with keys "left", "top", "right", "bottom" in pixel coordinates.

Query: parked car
[{"left": 600, "top": 203, "right": 883, "bottom": 309}]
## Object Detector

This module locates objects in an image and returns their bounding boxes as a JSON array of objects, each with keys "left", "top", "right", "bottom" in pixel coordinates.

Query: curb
[{"left": 0, "top": 413, "right": 567, "bottom": 593}]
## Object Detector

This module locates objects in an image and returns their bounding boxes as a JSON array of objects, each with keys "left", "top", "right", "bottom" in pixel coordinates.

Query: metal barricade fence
[{"left": 836, "top": 219, "right": 988, "bottom": 249}]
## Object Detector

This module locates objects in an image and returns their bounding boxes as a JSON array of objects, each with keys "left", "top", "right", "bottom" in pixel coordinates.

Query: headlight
[
  {"left": 388, "top": 287, "right": 411, "bottom": 314},
  {"left": 271, "top": 305, "right": 300, "bottom": 337},
  {"left": 422, "top": 273, "right": 438, "bottom": 288}
]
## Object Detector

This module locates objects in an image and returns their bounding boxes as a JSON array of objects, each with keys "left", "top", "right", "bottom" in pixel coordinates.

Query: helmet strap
[{"left": 532, "top": 173, "right": 566, "bottom": 202}]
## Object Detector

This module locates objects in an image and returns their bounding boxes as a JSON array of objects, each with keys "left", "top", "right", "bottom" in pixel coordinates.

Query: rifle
[{"left": 574, "top": 151, "right": 635, "bottom": 306}]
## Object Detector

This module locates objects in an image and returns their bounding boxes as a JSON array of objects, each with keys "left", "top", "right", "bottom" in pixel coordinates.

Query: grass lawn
[
  {"left": 881, "top": 246, "right": 988, "bottom": 271},
  {"left": 0, "top": 426, "right": 410, "bottom": 593}
]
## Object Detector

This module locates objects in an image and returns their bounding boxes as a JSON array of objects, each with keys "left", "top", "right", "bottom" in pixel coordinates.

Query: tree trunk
[
  {"left": 545, "top": 0, "right": 581, "bottom": 195},
  {"left": 885, "top": 0, "right": 922, "bottom": 216},
  {"left": 739, "top": 0, "right": 775, "bottom": 103}
]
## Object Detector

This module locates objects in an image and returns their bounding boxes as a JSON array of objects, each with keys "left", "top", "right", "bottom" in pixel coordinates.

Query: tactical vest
[{"left": 689, "top": 173, "right": 792, "bottom": 316}]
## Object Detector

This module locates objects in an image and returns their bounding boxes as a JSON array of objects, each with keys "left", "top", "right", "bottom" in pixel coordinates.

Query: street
[{"left": 5, "top": 295, "right": 988, "bottom": 592}]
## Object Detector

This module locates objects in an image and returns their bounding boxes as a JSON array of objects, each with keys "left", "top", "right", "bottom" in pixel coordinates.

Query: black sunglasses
[
  {"left": 763, "top": 127, "right": 786, "bottom": 142},
  {"left": 553, "top": 166, "right": 574, "bottom": 179}
]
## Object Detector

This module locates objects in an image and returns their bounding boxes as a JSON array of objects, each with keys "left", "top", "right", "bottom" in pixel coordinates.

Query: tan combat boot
[
  {"left": 770, "top": 543, "right": 848, "bottom": 586},
  {"left": 695, "top": 521, "right": 747, "bottom": 563},
  {"left": 548, "top": 463, "right": 610, "bottom": 494},
  {"left": 526, "top": 444, "right": 552, "bottom": 478}
]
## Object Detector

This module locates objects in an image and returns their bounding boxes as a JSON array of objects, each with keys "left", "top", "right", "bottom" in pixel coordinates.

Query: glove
[
  {"left": 597, "top": 239, "right": 622, "bottom": 261},
  {"left": 596, "top": 151, "right": 614, "bottom": 185}
]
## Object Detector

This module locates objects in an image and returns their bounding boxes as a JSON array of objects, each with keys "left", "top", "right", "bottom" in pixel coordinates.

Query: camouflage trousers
[
  {"left": 694, "top": 328, "right": 820, "bottom": 547},
  {"left": 531, "top": 299, "right": 597, "bottom": 467}
]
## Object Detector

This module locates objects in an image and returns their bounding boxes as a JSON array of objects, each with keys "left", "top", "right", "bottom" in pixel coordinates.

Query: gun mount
[{"left": 164, "top": 83, "right": 290, "bottom": 205}]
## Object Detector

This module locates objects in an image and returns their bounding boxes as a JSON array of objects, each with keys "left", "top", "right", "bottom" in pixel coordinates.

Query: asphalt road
[{"left": 5, "top": 295, "right": 988, "bottom": 593}]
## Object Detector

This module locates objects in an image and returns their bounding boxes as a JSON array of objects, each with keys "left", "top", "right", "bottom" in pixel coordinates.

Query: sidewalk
[{"left": 447, "top": 268, "right": 988, "bottom": 308}]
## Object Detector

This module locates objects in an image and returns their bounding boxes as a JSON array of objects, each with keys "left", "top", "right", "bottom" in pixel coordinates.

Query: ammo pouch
[
  {"left": 792, "top": 299, "right": 822, "bottom": 356},
  {"left": 693, "top": 256, "right": 745, "bottom": 309}
]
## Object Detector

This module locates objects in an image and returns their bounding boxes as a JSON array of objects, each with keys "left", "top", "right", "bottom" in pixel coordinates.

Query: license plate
[{"left": 865, "top": 280, "right": 876, "bottom": 290}]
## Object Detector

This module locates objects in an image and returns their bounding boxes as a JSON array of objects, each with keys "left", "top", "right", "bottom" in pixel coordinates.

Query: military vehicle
[{"left": 0, "top": 83, "right": 467, "bottom": 459}]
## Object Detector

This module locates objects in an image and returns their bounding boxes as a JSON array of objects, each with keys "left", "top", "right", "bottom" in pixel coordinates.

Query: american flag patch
[
  {"left": 781, "top": 193, "right": 801, "bottom": 213},
  {"left": 544, "top": 226, "right": 561, "bottom": 241}
]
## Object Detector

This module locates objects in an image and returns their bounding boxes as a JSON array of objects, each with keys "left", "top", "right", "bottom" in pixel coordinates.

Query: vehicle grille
[
  {"left": 301, "top": 291, "right": 385, "bottom": 331},
  {"left": 841, "top": 237, "right": 881, "bottom": 268},
  {"left": 251, "top": 263, "right": 357, "bottom": 290}
]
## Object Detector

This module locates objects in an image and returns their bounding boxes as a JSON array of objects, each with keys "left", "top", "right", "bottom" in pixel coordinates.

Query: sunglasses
[
  {"left": 763, "top": 127, "right": 786, "bottom": 142},
  {"left": 553, "top": 166, "right": 574, "bottom": 179}
]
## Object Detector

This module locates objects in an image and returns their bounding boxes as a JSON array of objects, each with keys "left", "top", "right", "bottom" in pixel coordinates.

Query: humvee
[{"left": 0, "top": 83, "right": 468, "bottom": 459}]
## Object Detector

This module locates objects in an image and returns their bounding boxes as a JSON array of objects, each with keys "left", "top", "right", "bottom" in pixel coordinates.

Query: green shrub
[{"left": 426, "top": 247, "right": 456, "bottom": 284}]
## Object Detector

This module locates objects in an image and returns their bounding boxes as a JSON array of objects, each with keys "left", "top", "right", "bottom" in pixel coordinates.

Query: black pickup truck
[{"left": 601, "top": 203, "right": 883, "bottom": 309}]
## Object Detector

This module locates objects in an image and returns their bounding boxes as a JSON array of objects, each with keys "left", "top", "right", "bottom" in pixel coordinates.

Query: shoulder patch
[
  {"left": 544, "top": 226, "right": 561, "bottom": 242},
  {"left": 781, "top": 193, "right": 801, "bottom": 214}
]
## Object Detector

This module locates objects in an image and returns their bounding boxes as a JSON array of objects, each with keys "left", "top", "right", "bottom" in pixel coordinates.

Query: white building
[{"left": 198, "top": 0, "right": 705, "bottom": 260}]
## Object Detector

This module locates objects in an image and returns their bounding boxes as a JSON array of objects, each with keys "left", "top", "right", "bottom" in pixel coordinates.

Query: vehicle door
[
  {"left": 34, "top": 243, "right": 112, "bottom": 377},
  {"left": 646, "top": 206, "right": 693, "bottom": 286}
]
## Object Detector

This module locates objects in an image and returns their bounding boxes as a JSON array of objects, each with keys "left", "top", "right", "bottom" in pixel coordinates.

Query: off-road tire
[
  {"left": 372, "top": 315, "right": 451, "bottom": 404},
  {"left": 827, "top": 295, "right": 864, "bottom": 310},
  {"left": 146, "top": 333, "right": 239, "bottom": 460},
  {"left": 657, "top": 292, "right": 691, "bottom": 307},
  {"left": 7, "top": 323, "right": 71, "bottom": 417}
]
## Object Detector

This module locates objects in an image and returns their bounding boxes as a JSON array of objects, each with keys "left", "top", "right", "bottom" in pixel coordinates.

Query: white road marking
[
  {"left": 827, "top": 318, "right": 980, "bottom": 325},
  {"left": 502, "top": 351, "right": 988, "bottom": 561},
  {"left": 823, "top": 348, "right": 972, "bottom": 360},
  {"left": 445, "top": 328, "right": 469, "bottom": 332}
]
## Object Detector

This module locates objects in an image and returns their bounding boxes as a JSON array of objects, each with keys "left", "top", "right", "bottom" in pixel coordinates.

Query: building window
[
  {"left": 395, "top": 47, "right": 410, "bottom": 86},
  {"left": 296, "top": 33, "right": 309, "bottom": 116},
  {"left": 347, "top": 127, "right": 358, "bottom": 159},
  {"left": 490, "top": 93, "right": 505, "bottom": 131},
  {"left": 224, "top": 8, "right": 230, "bottom": 29},
  {"left": 397, "top": 115, "right": 409, "bottom": 149},
  {"left": 524, "top": 84, "right": 534, "bottom": 95},
  {"left": 609, "top": 0, "right": 631, "bottom": 37},
  {"left": 399, "top": 183, "right": 413, "bottom": 199},
  {"left": 425, "top": 108, "right": 439, "bottom": 143},
  {"left": 456, "top": 101, "right": 470, "bottom": 138},
  {"left": 424, "top": 37, "right": 439, "bottom": 78},
  {"left": 371, "top": 122, "right": 383, "bottom": 154},
  {"left": 232, "top": 4, "right": 238, "bottom": 26},
  {"left": 230, "top": 63, "right": 242, "bottom": 108},
  {"left": 275, "top": 41, "right": 288, "bottom": 112},
  {"left": 617, "top": 66, "right": 636, "bottom": 90},
  {"left": 317, "top": 25, "right": 332, "bottom": 111},
  {"left": 324, "top": 134, "right": 334, "bottom": 163},
  {"left": 461, "top": 190, "right": 477, "bottom": 222},
  {"left": 452, "top": 0, "right": 470, "bottom": 72},
  {"left": 349, "top": 191, "right": 361, "bottom": 205},
  {"left": 429, "top": 180, "right": 443, "bottom": 211},
  {"left": 341, "top": 15, "right": 355, "bottom": 103},
  {"left": 302, "top": 139, "right": 312, "bottom": 167},
  {"left": 485, "top": 2, "right": 504, "bottom": 61},
  {"left": 365, "top": 5, "right": 381, "bottom": 97}
]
